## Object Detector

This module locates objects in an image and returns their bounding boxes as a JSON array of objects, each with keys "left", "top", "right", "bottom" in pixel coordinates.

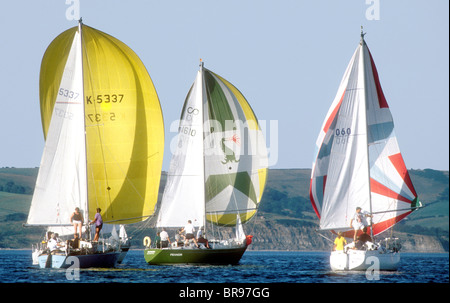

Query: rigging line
[
  {"left": 126, "top": 214, "right": 156, "bottom": 240},
  {"left": 137, "top": 214, "right": 156, "bottom": 234},
  {"left": 370, "top": 205, "right": 423, "bottom": 215},
  {"left": 314, "top": 229, "right": 334, "bottom": 243},
  {"left": 200, "top": 66, "right": 207, "bottom": 231},
  {"left": 206, "top": 207, "right": 258, "bottom": 214},
  {"left": 80, "top": 26, "right": 114, "bottom": 220},
  {"left": 100, "top": 143, "right": 157, "bottom": 203},
  {"left": 211, "top": 212, "right": 220, "bottom": 240},
  {"left": 361, "top": 40, "right": 375, "bottom": 242},
  {"left": 78, "top": 21, "right": 90, "bottom": 228},
  {"left": 103, "top": 215, "right": 154, "bottom": 224}
]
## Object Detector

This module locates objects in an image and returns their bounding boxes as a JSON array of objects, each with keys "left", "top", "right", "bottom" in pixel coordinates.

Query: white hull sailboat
[
  {"left": 330, "top": 249, "right": 400, "bottom": 272},
  {"left": 25, "top": 19, "right": 164, "bottom": 269},
  {"left": 309, "top": 29, "right": 422, "bottom": 271},
  {"left": 144, "top": 61, "right": 268, "bottom": 265}
]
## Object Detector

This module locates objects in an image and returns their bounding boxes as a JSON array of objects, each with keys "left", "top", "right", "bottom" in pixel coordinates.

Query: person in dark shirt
[
  {"left": 90, "top": 208, "right": 103, "bottom": 242},
  {"left": 67, "top": 233, "right": 80, "bottom": 249},
  {"left": 355, "top": 227, "right": 372, "bottom": 250},
  {"left": 155, "top": 232, "right": 161, "bottom": 248}
]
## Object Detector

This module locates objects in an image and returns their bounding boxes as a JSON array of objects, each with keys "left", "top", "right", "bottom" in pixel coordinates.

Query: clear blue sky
[{"left": 0, "top": 0, "right": 448, "bottom": 171}]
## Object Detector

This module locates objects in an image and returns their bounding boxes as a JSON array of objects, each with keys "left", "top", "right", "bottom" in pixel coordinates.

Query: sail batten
[{"left": 310, "top": 35, "right": 420, "bottom": 236}]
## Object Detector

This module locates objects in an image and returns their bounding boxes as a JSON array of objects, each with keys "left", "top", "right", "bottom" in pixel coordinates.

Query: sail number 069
[
  {"left": 335, "top": 127, "right": 351, "bottom": 145},
  {"left": 336, "top": 128, "right": 351, "bottom": 136}
]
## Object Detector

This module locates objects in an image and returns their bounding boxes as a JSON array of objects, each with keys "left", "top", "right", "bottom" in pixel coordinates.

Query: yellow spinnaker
[{"left": 39, "top": 24, "right": 164, "bottom": 224}]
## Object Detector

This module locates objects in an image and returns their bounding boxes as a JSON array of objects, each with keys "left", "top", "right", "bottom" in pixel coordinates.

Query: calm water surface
[{"left": 0, "top": 250, "right": 448, "bottom": 284}]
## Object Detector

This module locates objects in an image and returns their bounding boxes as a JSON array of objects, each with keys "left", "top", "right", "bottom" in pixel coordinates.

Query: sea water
[
  {"left": 1, "top": 250, "right": 447, "bottom": 301},
  {"left": 0, "top": 250, "right": 447, "bottom": 284}
]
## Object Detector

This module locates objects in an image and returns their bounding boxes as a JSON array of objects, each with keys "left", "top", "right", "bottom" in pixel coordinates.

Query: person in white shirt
[
  {"left": 183, "top": 220, "right": 199, "bottom": 248},
  {"left": 349, "top": 207, "right": 372, "bottom": 241},
  {"left": 47, "top": 234, "right": 58, "bottom": 251},
  {"left": 160, "top": 228, "right": 171, "bottom": 248}
]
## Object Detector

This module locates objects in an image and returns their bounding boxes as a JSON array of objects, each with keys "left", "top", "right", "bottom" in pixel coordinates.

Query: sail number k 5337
[{"left": 85, "top": 94, "right": 124, "bottom": 104}]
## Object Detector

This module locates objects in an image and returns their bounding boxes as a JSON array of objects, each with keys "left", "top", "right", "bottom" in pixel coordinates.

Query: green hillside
[
  {"left": 0, "top": 167, "right": 38, "bottom": 195},
  {"left": 0, "top": 167, "right": 448, "bottom": 250}
]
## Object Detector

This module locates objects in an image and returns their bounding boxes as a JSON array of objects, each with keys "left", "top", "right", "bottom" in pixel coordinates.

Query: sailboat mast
[
  {"left": 199, "top": 59, "right": 207, "bottom": 234},
  {"left": 360, "top": 27, "right": 375, "bottom": 241},
  {"left": 78, "top": 18, "right": 90, "bottom": 240}
]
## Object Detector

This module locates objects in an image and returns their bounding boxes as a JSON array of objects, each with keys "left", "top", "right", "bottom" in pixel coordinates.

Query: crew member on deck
[
  {"left": 70, "top": 207, "right": 84, "bottom": 239},
  {"left": 349, "top": 207, "right": 372, "bottom": 241},
  {"left": 197, "top": 228, "right": 210, "bottom": 249},
  {"left": 333, "top": 232, "right": 347, "bottom": 252},
  {"left": 90, "top": 208, "right": 103, "bottom": 242},
  {"left": 355, "top": 227, "right": 372, "bottom": 250},
  {"left": 160, "top": 228, "right": 171, "bottom": 248},
  {"left": 182, "top": 220, "right": 199, "bottom": 248}
]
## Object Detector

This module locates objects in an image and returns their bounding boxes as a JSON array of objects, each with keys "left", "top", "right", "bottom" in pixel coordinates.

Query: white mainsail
[
  {"left": 27, "top": 30, "right": 87, "bottom": 226},
  {"left": 157, "top": 70, "right": 206, "bottom": 228},
  {"left": 318, "top": 45, "right": 371, "bottom": 231}
]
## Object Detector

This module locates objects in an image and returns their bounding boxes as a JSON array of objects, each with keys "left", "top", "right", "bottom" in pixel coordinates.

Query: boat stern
[
  {"left": 38, "top": 253, "right": 68, "bottom": 269},
  {"left": 331, "top": 249, "right": 401, "bottom": 271},
  {"left": 330, "top": 251, "right": 348, "bottom": 271}
]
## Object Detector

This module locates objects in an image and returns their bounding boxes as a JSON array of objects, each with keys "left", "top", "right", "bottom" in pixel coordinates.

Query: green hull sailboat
[
  {"left": 145, "top": 244, "right": 247, "bottom": 265},
  {"left": 144, "top": 61, "right": 268, "bottom": 265}
]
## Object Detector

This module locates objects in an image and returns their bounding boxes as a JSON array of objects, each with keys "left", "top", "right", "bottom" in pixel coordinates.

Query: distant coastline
[{"left": 0, "top": 168, "right": 448, "bottom": 252}]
